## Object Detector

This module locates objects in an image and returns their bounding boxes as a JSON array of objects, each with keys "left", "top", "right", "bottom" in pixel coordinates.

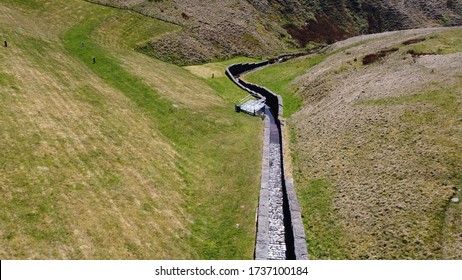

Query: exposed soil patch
[
  {"left": 91, "top": 0, "right": 462, "bottom": 65},
  {"left": 402, "top": 37, "right": 426, "bottom": 45},
  {"left": 407, "top": 49, "right": 438, "bottom": 58},
  {"left": 284, "top": 15, "right": 351, "bottom": 46},
  {"left": 362, "top": 48, "right": 399, "bottom": 65}
]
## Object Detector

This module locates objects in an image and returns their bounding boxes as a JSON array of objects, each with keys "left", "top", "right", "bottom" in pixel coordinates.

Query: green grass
[
  {"left": 358, "top": 87, "right": 459, "bottom": 110},
  {"left": 244, "top": 54, "right": 328, "bottom": 117},
  {"left": 357, "top": 84, "right": 460, "bottom": 128},
  {"left": 290, "top": 126, "right": 346, "bottom": 260},
  {"left": 2, "top": 0, "right": 43, "bottom": 9},
  {"left": 185, "top": 57, "right": 262, "bottom": 103},
  {"left": 1, "top": 0, "right": 262, "bottom": 259},
  {"left": 290, "top": 126, "right": 346, "bottom": 259},
  {"left": 285, "top": 29, "right": 462, "bottom": 258},
  {"left": 297, "top": 178, "right": 346, "bottom": 259},
  {"left": 64, "top": 4, "right": 263, "bottom": 260},
  {"left": 357, "top": 82, "right": 462, "bottom": 258},
  {"left": 401, "top": 29, "right": 462, "bottom": 55},
  {"left": 92, "top": 10, "right": 181, "bottom": 49},
  {"left": 243, "top": 41, "right": 370, "bottom": 117},
  {"left": 65, "top": 11, "right": 190, "bottom": 145}
]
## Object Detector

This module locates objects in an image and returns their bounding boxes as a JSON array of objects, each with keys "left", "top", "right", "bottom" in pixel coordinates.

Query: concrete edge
[
  {"left": 280, "top": 120, "right": 308, "bottom": 260},
  {"left": 255, "top": 115, "right": 271, "bottom": 260},
  {"left": 226, "top": 68, "right": 265, "bottom": 101},
  {"left": 285, "top": 178, "right": 308, "bottom": 260},
  {"left": 227, "top": 61, "right": 307, "bottom": 260}
]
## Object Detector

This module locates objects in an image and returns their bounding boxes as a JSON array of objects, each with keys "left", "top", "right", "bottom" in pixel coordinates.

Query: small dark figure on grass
[
  {"left": 4, "top": 41, "right": 7, "bottom": 47},
  {"left": 93, "top": 57, "right": 96, "bottom": 64}
]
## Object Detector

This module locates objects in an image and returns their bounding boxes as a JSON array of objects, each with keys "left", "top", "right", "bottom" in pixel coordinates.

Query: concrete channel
[{"left": 226, "top": 58, "right": 308, "bottom": 260}]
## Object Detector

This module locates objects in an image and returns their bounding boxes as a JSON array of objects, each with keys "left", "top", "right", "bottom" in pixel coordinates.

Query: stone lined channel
[
  {"left": 267, "top": 107, "right": 287, "bottom": 260},
  {"left": 226, "top": 59, "right": 308, "bottom": 260}
]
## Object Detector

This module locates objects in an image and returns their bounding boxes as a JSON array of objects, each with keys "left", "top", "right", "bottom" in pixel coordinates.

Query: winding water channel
[{"left": 226, "top": 60, "right": 308, "bottom": 260}]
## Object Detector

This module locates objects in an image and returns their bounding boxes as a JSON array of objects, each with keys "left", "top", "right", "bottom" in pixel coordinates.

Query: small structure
[{"left": 235, "top": 95, "right": 265, "bottom": 116}]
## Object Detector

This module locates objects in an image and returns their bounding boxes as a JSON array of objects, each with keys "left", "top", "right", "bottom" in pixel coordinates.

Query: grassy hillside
[
  {"left": 243, "top": 56, "right": 317, "bottom": 118},
  {"left": 244, "top": 28, "right": 462, "bottom": 259},
  {"left": 0, "top": 0, "right": 262, "bottom": 259},
  {"left": 91, "top": 0, "right": 462, "bottom": 65}
]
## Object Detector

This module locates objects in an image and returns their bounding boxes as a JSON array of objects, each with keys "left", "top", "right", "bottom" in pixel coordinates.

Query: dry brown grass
[
  {"left": 91, "top": 0, "right": 462, "bottom": 65},
  {"left": 1, "top": 0, "right": 262, "bottom": 259},
  {"left": 280, "top": 119, "right": 294, "bottom": 179},
  {"left": 184, "top": 64, "right": 227, "bottom": 79},
  {"left": 0, "top": 3, "right": 190, "bottom": 258},
  {"left": 120, "top": 52, "right": 222, "bottom": 110},
  {"left": 92, "top": 12, "right": 221, "bottom": 110},
  {"left": 288, "top": 27, "right": 462, "bottom": 259}
]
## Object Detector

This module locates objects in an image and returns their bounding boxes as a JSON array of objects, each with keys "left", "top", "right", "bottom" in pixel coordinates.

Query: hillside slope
[
  {"left": 91, "top": 0, "right": 462, "bottom": 65},
  {"left": 0, "top": 0, "right": 262, "bottom": 259},
  {"left": 246, "top": 27, "right": 462, "bottom": 259}
]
